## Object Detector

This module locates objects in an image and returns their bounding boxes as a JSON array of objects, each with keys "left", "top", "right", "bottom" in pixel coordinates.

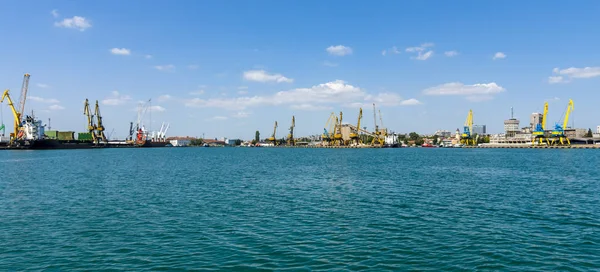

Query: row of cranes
[
  {"left": 83, "top": 99, "right": 108, "bottom": 144},
  {"left": 532, "top": 99, "right": 574, "bottom": 145},
  {"left": 322, "top": 103, "right": 388, "bottom": 147},
  {"left": 266, "top": 116, "right": 296, "bottom": 146},
  {"left": 459, "top": 98, "right": 575, "bottom": 146}
]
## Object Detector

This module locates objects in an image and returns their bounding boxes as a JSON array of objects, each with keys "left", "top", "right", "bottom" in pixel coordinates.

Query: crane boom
[
  {"left": 94, "top": 100, "right": 107, "bottom": 142},
  {"left": 542, "top": 102, "right": 548, "bottom": 130},
  {"left": 17, "top": 74, "right": 30, "bottom": 124},
  {"left": 562, "top": 99, "right": 574, "bottom": 129},
  {"left": 83, "top": 99, "right": 98, "bottom": 142},
  {"left": 1, "top": 89, "right": 21, "bottom": 139}
]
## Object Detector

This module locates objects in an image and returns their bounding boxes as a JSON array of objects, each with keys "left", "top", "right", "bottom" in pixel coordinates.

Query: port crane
[
  {"left": 1, "top": 89, "right": 21, "bottom": 141},
  {"left": 349, "top": 108, "right": 362, "bottom": 145},
  {"left": 287, "top": 116, "right": 295, "bottom": 146},
  {"left": 83, "top": 99, "right": 99, "bottom": 143},
  {"left": 532, "top": 102, "right": 549, "bottom": 145},
  {"left": 267, "top": 121, "right": 278, "bottom": 145},
  {"left": 322, "top": 112, "right": 337, "bottom": 145},
  {"left": 94, "top": 100, "right": 107, "bottom": 143},
  {"left": 461, "top": 109, "right": 475, "bottom": 145},
  {"left": 550, "top": 99, "right": 574, "bottom": 146},
  {"left": 371, "top": 103, "right": 384, "bottom": 146},
  {"left": 333, "top": 112, "right": 344, "bottom": 146}
]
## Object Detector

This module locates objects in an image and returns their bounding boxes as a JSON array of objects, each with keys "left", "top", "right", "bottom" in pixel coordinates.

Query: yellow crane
[
  {"left": 287, "top": 116, "right": 295, "bottom": 146},
  {"left": 550, "top": 99, "right": 574, "bottom": 145},
  {"left": 461, "top": 109, "right": 475, "bottom": 145},
  {"left": 322, "top": 112, "right": 337, "bottom": 145},
  {"left": 532, "top": 102, "right": 549, "bottom": 145},
  {"left": 267, "top": 121, "right": 278, "bottom": 145},
  {"left": 371, "top": 103, "right": 384, "bottom": 146},
  {"left": 94, "top": 100, "right": 107, "bottom": 143},
  {"left": 0, "top": 89, "right": 21, "bottom": 141},
  {"left": 83, "top": 99, "right": 98, "bottom": 143},
  {"left": 349, "top": 108, "right": 362, "bottom": 145},
  {"left": 333, "top": 111, "right": 344, "bottom": 146}
]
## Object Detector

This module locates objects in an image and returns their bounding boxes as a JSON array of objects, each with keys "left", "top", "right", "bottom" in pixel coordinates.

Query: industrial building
[
  {"left": 530, "top": 112, "right": 543, "bottom": 130},
  {"left": 472, "top": 125, "right": 486, "bottom": 135},
  {"left": 167, "top": 136, "right": 195, "bottom": 147}
]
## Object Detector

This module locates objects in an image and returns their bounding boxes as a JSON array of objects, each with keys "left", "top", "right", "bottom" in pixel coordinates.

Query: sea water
[{"left": 1, "top": 148, "right": 599, "bottom": 270}]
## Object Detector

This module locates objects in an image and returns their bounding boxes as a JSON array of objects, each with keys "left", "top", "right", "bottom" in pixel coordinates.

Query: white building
[
  {"left": 168, "top": 136, "right": 195, "bottom": 147},
  {"left": 597, "top": 126, "right": 600, "bottom": 134}
]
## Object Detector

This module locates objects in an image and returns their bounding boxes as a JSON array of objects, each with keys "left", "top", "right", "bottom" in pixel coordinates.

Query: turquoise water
[{"left": 1, "top": 148, "right": 599, "bottom": 271}]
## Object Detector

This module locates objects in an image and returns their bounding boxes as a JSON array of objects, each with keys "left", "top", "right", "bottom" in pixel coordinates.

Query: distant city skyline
[{"left": 0, "top": 1, "right": 599, "bottom": 139}]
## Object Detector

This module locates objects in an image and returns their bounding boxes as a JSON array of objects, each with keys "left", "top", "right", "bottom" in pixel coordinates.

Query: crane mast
[
  {"left": 461, "top": 109, "right": 474, "bottom": 145},
  {"left": 17, "top": 74, "right": 30, "bottom": 125},
  {"left": 542, "top": 102, "right": 548, "bottom": 130},
  {"left": 1, "top": 89, "right": 21, "bottom": 140},
  {"left": 83, "top": 99, "right": 98, "bottom": 143},
  {"left": 94, "top": 100, "right": 107, "bottom": 143},
  {"left": 532, "top": 102, "right": 549, "bottom": 145},
  {"left": 349, "top": 108, "right": 362, "bottom": 145},
  {"left": 287, "top": 116, "right": 295, "bottom": 146}
]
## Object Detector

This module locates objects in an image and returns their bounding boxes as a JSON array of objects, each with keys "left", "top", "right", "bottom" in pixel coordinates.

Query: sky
[{"left": 1, "top": 1, "right": 599, "bottom": 140}]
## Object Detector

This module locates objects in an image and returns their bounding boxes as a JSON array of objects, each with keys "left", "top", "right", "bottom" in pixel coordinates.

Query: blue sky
[{"left": 1, "top": 1, "right": 599, "bottom": 139}]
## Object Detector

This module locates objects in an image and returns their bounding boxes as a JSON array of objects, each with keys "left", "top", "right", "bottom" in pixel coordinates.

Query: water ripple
[{"left": 1, "top": 148, "right": 599, "bottom": 270}]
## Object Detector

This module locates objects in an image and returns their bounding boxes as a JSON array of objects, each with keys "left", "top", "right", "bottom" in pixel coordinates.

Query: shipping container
[
  {"left": 57, "top": 131, "right": 75, "bottom": 141},
  {"left": 78, "top": 132, "right": 93, "bottom": 141},
  {"left": 45, "top": 130, "right": 59, "bottom": 139}
]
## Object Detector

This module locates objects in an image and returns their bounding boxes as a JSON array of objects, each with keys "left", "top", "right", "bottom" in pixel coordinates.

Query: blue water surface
[{"left": 1, "top": 148, "right": 599, "bottom": 271}]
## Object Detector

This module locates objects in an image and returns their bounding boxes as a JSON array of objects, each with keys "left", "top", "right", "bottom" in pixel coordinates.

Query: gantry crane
[
  {"left": 349, "top": 108, "right": 362, "bottom": 145},
  {"left": 322, "top": 112, "right": 337, "bottom": 145},
  {"left": 287, "top": 116, "right": 295, "bottom": 146},
  {"left": 0, "top": 89, "right": 21, "bottom": 141},
  {"left": 83, "top": 99, "right": 99, "bottom": 143},
  {"left": 267, "top": 121, "right": 278, "bottom": 146},
  {"left": 333, "top": 111, "right": 344, "bottom": 146},
  {"left": 532, "top": 102, "right": 549, "bottom": 145},
  {"left": 94, "top": 100, "right": 107, "bottom": 143},
  {"left": 371, "top": 103, "right": 384, "bottom": 146},
  {"left": 461, "top": 109, "right": 475, "bottom": 145},
  {"left": 550, "top": 99, "right": 574, "bottom": 146}
]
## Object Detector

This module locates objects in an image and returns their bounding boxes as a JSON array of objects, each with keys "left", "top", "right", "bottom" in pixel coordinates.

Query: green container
[
  {"left": 45, "top": 130, "right": 59, "bottom": 139},
  {"left": 78, "top": 132, "right": 93, "bottom": 141},
  {"left": 57, "top": 131, "right": 75, "bottom": 141}
]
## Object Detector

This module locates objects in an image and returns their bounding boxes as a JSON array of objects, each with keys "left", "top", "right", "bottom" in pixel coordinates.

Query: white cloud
[
  {"left": 54, "top": 16, "right": 92, "bottom": 31},
  {"left": 406, "top": 43, "right": 435, "bottom": 60},
  {"left": 493, "top": 52, "right": 506, "bottom": 60},
  {"left": 548, "top": 76, "right": 565, "bottom": 84},
  {"left": 36, "top": 83, "right": 50, "bottom": 89},
  {"left": 466, "top": 95, "right": 495, "bottom": 102},
  {"left": 232, "top": 111, "right": 250, "bottom": 118},
  {"left": 444, "top": 51, "right": 458, "bottom": 57},
  {"left": 189, "top": 90, "right": 205, "bottom": 96},
  {"left": 185, "top": 80, "right": 414, "bottom": 110},
  {"left": 237, "top": 90, "right": 248, "bottom": 95},
  {"left": 110, "top": 48, "right": 131, "bottom": 55},
  {"left": 28, "top": 96, "right": 60, "bottom": 104},
  {"left": 550, "top": 67, "right": 600, "bottom": 84},
  {"left": 400, "top": 98, "right": 422, "bottom": 105},
  {"left": 290, "top": 104, "right": 333, "bottom": 111},
  {"left": 51, "top": 9, "right": 59, "bottom": 18},
  {"left": 102, "top": 91, "right": 132, "bottom": 106},
  {"left": 238, "top": 86, "right": 248, "bottom": 90},
  {"left": 382, "top": 46, "right": 401, "bottom": 56},
  {"left": 423, "top": 82, "right": 505, "bottom": 96},
  {"left": 188, "top": 64, "right": 199, "bottom": 70},
  {"left": 243, "top": 70, "right": 293, "bottom": 83},
  {"left": 323, "top": 61, "right": 338, "bottom": 67},
  {"left": 145, "top": 55, "right": 152, "bottom": 59},
  {"left": 415, "top": 50, "right": 433, "bottom": 60},
  {"left": 154, "top": 65, "right": 175, "bottom": 72},
  {"left": 326, "top": 45, "right": 353, "bottom": 56},
  {"left": 210, "top": 116, "right": 228, "bottom": 121},
  {"left": 148, "top": 105, "right": 166, "bottom": 112},
  {"left": 157, "top": 95, "right": 172, "bottom": 102},
  {"left": 49, "top": 104, "right": 65, "bottom": 110}
]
